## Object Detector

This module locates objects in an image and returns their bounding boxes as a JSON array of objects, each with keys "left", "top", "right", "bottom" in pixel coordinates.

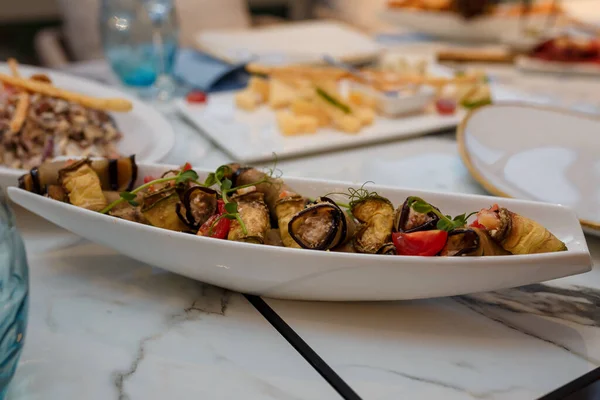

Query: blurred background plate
[
  {"left": 0, "top": 63, "right": 174, "bottom": 189},
  {"left": 194, "top": 20, "right": 384, "bottom": 65},
  {"left": 457, "top": 103, "right": 600, "bottom": 236},
  {"left": 380, "top": 9, "right": 557, "bottom": 43}
]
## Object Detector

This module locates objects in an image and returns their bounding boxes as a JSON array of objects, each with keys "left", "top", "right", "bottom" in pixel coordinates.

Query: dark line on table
[
  {"left": 245, "top": 295, "right": 362, "bottom": 400},
  {"left": 538, "top": 366, "right": 600, "bottom": 400}
]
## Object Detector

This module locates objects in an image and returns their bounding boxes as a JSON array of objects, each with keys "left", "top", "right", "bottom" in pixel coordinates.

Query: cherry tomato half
[
  {"left": 197, "top": 200, "right": 230, "bottom": 239},
  {"left": 469, "top": 219, "right": 485, "bottom": 229},
  {"left": 392, "top": 230, "right": 448, "bottom": 256},
  {"left": 435, "top": 98, "right": 457, "bottom": 115},
  {"left": 182, "top": 162, "right": 192, "bottom": 171},
  {"left": 186, "top": 91, "right": 207, "bottom": 104}
]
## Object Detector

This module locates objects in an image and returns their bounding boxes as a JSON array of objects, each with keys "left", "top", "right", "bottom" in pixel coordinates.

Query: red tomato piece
[
  {"left": 392, "top": 230, "right": 449, "bottom": 256},
  {"left": 143, "top": 175, "right": 156, "bottom": 184},
  {"left": 469, "top": 219, "right": 485, "bottom": 229},
  {"left": 186, "top": 91, "right": 207, "bottom": 104},
  {"left": 182, "top": 162, "right": 192, "bottom": 171},
  {"left": 435, "top": 98, "right": 457, "bottom": 115},
  {"left": 197, "top": 200, "right": 230, "bottom": 239}
]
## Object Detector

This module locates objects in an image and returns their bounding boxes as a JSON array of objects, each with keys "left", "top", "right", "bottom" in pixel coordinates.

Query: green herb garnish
[
  {"left": 325, "top": 181, "right": 385, "bottom": 209},
  {"left": 100, "top": 167, "right": 199, "bottom": 214},
  {"left": 406, "top": 196, "right": 476, "bottom": 232},
  {"left": 203, "top": 158, "right": 280, "bottom": 235},
  {"left": 316, "top": 86, "right": 351, "bottom": 114}
]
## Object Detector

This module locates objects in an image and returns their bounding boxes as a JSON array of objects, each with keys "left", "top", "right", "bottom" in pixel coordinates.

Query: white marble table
[{"left": 6, "top": 60, "right": 600, "bottom": 400}]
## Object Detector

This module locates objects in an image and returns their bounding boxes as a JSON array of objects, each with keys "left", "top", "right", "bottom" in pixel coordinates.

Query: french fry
[
  {"left": 8, "top": 58, "right": 20, "bottom": 77},
  {"left": 7, "top": 58, "right": 29, "bottom": 133},
  {"left": 9, "top": 92, "right": 29, "bottom": 133},
  {"left": 0, "top": 73, "right": 133, "bottom": 112}
]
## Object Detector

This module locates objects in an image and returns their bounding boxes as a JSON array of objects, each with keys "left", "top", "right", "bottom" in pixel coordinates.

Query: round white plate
[
  {"left": 458, "top": 103, "right": 600, "bottom": 236},
  {"left": 7, "top": 162, "right": 591, "bottom": 301},
  {"left": 0, "top": 63, "right": 174, "bottom": 189},
  {"left": 381, "top": 9, "right": 554, "bottom": 43},
  {"left": 516, "top": 55, "right": 600, "bottom": 77}
]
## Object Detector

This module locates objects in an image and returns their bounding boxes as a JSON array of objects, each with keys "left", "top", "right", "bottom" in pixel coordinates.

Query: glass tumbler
[
  {"left": 100, "top": 0, "right": 179, "bottom": 100},
  {"left": 0, "top": 189, "right": 28, "bottom": 399}
]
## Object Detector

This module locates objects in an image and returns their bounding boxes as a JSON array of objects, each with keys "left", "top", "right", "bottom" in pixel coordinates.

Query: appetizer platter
[
  {"left": 8, "top": 156, "right": 591, "bottom": 301},
  {"left": 458, "top": 102, "right": 600, "bottom": 238},
  {"left": 176, "top": 59, "right": 495, "bottom": 162},
  {"left": 515, "top": 34, "right": 600, "bottom": 76},
  {"left": 0, "top": 60, "right": 174, "bottom": 189},
  {"left": 383, "top": 0, "right": 566, "bottom": 42}
]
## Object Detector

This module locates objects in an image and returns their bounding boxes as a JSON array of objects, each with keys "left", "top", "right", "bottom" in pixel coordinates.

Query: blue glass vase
[{"left": 0, "top": 189, "right": 28, "bottom": 399}]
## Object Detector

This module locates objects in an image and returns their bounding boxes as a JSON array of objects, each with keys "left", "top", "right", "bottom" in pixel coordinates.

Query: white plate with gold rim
[
  {"left": 7, "top": 161, "right": 592, "bottom": 301},
  {"left": 457, "top": 103, "right": 600, "bottom": 237}
]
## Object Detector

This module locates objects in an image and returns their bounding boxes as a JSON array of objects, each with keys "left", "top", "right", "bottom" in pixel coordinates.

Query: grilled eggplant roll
[
  {"left": 351, "top": 196, "right": 395, "bottom": 254},
  {"left": 393, "top": 197, "right": 440, "bottom": 233},
  {"left": 176, "top": 186, "right": 218, "bottom": 230},
  {"left": 440, "top": 228, "right": 510, "bottom": 257},
  {"left": 141, "top": 188, "right": 189, "bottom": 232},
  {"left": 58, "top": 159, "right": 107, "bottom": 211},
  {"left": 275, "top": 195, "right": 306, "bottom": 248},
  {"left": 288, "top": 197, "right": 356, "bottom": 250},
  {"left": 228, "top": 191, "right": 270, "bottom": 244},
  {"left": 476, "top": 206, "right": 567, "bottom": 254},
  {"left": 103, "top": 191, "right": 148, "bottom": 224},
  {"left": 18, "top": 155, "right": 137, "bottom": 194},
  {"left": 233, "top": 166, "right": 307, "bottom": 247}
]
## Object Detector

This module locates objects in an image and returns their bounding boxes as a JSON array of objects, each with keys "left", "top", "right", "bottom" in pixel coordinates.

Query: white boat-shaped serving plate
[{"left": 8, "top": 162, "right": 591, "bottom": 301}]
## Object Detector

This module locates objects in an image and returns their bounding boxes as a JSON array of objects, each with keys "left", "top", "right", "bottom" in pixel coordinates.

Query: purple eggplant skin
[
  {"left": 288, "top": 197, "right": 355, "bottom": 251},
  {"left": 440, "top": 228, "right": 510, "bottom": 257},
  {"left": 393, "top": 197, "right": 440, "bottom": 233},
  {"left": 176, "top": 186, "right": 218, "bottom": 230}
]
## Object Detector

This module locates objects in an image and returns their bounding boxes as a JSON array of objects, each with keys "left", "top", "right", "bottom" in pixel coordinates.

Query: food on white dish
[
  {"left": 231, "top": 61, "right": 490, "bottom": 135},
  {"left": 0, "top": 58, "right": 132, "bottom": 169},
  {"left": 18, "top": 156, "right": 568, "bottom": 257},
  {"left": 529, "top": 35, "right": 600, "bottom": 64}
]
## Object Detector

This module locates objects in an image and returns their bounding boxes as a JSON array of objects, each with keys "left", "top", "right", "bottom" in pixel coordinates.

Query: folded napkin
[{"left": 174, "top": 48, "right": 249, "bottom": 93}]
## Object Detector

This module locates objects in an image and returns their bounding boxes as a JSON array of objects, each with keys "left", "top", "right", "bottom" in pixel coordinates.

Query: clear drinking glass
[
  {"left": 100, "top": 0, "right": 179, "bottom": 100},
  {"left": 0, "top": 189, "right": 29, "bottom": 399}
]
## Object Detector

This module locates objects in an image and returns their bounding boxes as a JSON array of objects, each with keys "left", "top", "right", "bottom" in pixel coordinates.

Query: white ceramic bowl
[{"left": 7, "top": 162, "right": 592, "bottom": 301}]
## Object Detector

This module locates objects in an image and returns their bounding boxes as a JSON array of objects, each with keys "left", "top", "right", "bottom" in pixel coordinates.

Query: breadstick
[
  {"left": 7, "top": 58, "right": 29, "bottom": 133},
  {"left": 0, "top": 73, "right": 133, "bottom": 112}
]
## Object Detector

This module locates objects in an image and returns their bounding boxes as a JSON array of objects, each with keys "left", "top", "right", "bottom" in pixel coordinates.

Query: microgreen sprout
[{"left": 406, "top": 196, "right": 477, "bottom": 232}]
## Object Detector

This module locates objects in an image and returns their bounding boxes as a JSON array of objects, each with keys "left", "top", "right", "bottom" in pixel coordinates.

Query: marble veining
[
  {"left": 339, "top": 365, "right": 524, "bottom": 400},
  {"left": 461, "top": 284, "right": 600, "bottom": 327}
]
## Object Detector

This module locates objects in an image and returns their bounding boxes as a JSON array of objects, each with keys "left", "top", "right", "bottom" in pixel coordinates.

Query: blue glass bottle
[{"left": 0, "top": 189, "right": 28, "bottom": 399}]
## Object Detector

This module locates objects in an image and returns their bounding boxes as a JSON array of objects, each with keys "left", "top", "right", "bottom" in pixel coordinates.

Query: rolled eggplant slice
[
  {"left": 275, "top": 195, "right": 306, "bottom": 248},
  {"left": 141, "top": 188, "right": 189, "bottom": 232},
  {"left": 393, "top": 197, "right": 440, "bottom": 233},
  {"left": 288, "top": 197, "right": 355, "bottom": 250},
  {"left": 46, "top": 185, "right": 67, "bottom": 202},
  {"left": 351, "top": 196, "right": 394, "bottom": 254},
  {"left": 228, "top": 192, "right": 270, "bottom": 244},
  {"left": 376, "top": 242, "right": 397, "bottom": 255},
  {"left": 177, "top": 186, "right": 218, "bottom": 229},
  {"left": 233, "top": 167, "right": 296, "bottom": 219},
  {"left": 19, "top": 155, "right": 137, "bottom": 194},
  {"left": 476, "top": 206, "right": 567, "bottom": 254},
  {"left": 58, "top": 159, "right": 107, "bottom": 211},
  {"left": 440, "top": 228, "right": 510, "bottom": 257},
  {"left": 103, "top": 191, "right": 148, "bottom": 224}
]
